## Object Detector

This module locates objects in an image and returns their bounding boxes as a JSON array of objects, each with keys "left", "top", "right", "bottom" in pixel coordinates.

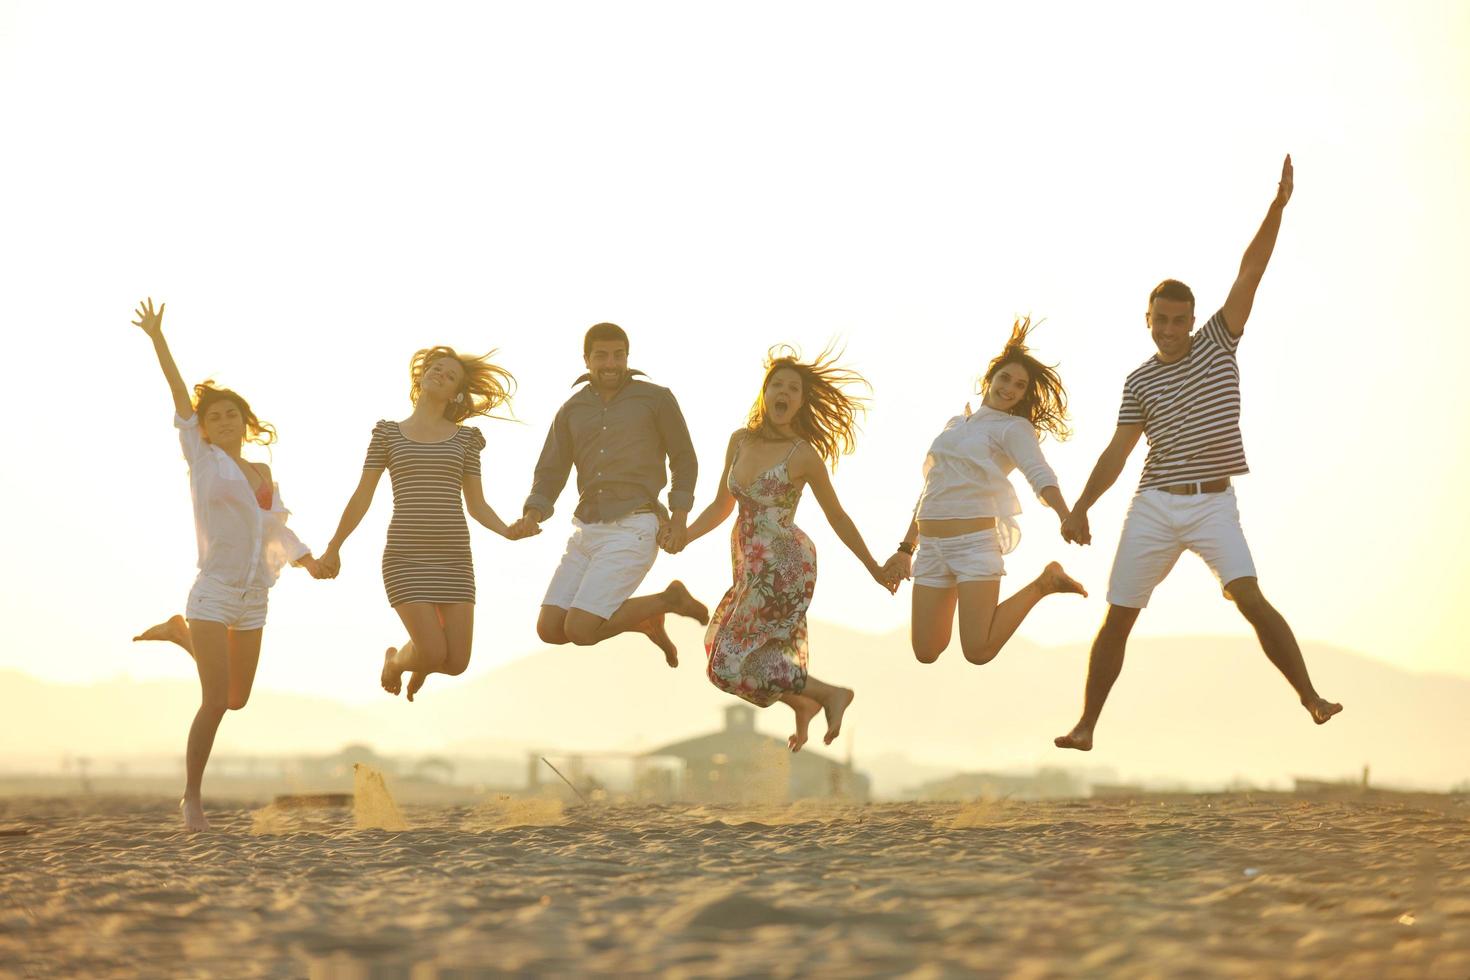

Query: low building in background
[{"left": 637, "top": 705, "right": 869, "bottom": 803}]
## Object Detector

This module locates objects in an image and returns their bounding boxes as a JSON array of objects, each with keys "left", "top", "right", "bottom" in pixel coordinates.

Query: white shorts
[
  {"left": 542, "top": 513, "right": 660, "bottom": 619},
  {"left": 186, "top": 574, "right": 269, "bottom": 630},
  {"left": 1106, "top": 488, "right": 1257, "bottom": 608},
  {"left": 912, "top": 529, "right": 1005, "bottom": 589}
]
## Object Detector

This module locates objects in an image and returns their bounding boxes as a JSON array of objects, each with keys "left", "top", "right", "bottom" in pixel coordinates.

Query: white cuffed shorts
[
  {"left": 542, "top": 512, "right": 660, "bottom": 619},
  {"left": 1106, "top": 487, "right": 1257, "bottom": 608},
  {"left": 186, "top": 574, "right": 269, "bottom": 630},
  {"left": 912, "top": 528, "right": 1005, "bottom": 589}
]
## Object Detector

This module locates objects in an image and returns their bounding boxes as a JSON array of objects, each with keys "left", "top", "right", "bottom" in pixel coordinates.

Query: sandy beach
[{"left": 3, "top": 790, "right": 1467, "bottom": 978}]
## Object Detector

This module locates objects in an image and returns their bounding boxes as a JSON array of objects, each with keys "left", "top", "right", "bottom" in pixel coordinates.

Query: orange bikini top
[{"left": 254, "top": 478, "right": 272, "bottom": 511}]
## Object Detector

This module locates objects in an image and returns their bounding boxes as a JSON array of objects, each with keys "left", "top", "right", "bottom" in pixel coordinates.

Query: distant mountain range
[{"left": 5, "top": 623, "right": 1465, "bottom": 794}]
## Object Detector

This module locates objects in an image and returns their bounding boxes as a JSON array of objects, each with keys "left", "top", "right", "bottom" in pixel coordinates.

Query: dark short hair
[
  {"left": 584, "top": 322, "right": 629, "bottom": 357},
  {"left": 1148, "top": 279, "right": 1195, "bottom": 314}
]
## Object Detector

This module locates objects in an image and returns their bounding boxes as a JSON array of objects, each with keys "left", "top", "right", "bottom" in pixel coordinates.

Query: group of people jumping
[{"left": 133, "top": 156, "right": 1341, "bottom": 831}]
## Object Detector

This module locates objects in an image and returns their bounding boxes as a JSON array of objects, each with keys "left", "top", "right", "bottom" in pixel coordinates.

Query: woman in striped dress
[{"left": 319, "top": 346, "right": 534, "bottom": 700}]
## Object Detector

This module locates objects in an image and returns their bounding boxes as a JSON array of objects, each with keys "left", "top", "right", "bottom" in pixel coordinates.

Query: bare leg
[
  {"left": 564, "top": 582, "right": 710, "bottom": 667},
  {"left": 536, "top": 605, "right": 571, "bottom": 645},
  {"left": 910, "top": 585, "right": 958, "bottom": 663},
  {"left": 180, "top": 619, "right": 257, "bottom": 831},
  {"left": 1227, "top": 578, "right": 1343, "bottom": 725},
  {"left": 1055, "top": 604, "right": 1141, "bottom": 751},
  {"left": 799, "top": 676, "right": 855, "bottom": 745},
  {"left": 388, "top": 605, "right": 447, "bottom": 702},
  {"left": 958, "top": 563, "right": 1087, "bottom": 666},
  {"left": 224, "top": 628, "right": 263, "bottom": 711},
  {"left": 390, "top": 603, "right": 472, "bottom": 702},
  {"left": 134, "top": 615, "right": 193, "bottom": 656},
  {"left": 779, "top": 693, "right": 823, "bottom": 752}
]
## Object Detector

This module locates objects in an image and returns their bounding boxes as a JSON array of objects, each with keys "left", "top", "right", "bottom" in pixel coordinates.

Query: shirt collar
[{"left": 572, "top": 369, "right": 645, "bottom": 392}]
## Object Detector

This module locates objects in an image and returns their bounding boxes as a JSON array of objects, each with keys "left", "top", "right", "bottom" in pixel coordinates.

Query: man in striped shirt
[{"left": 1055, "top": 156, "right": 1341, "bottom": 751}]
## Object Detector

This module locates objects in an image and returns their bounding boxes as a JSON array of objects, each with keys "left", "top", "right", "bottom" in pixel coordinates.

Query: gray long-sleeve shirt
[{"left": 524, "top": 373, "right": 698, "bottom": 524}]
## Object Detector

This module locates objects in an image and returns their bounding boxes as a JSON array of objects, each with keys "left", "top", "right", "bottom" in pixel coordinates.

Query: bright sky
[{"left": 1, "top": 1, "right": 1466, "bottom": 703}]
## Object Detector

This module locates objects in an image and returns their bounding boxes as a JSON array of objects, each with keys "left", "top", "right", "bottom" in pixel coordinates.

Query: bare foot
[
  {"left": 1054, "top": 724, "right": 1093, "bottom": 751},
  {"left": 637, "top": 613, "right": 679, "bottom": 667},
  {"left": 787, "top": 696, "right": 822, "bottom": 752},
  {"left": 381, "top": 648, "right": 403, "bottom": 696},
  {"left": 821, "top": 688, "right": 855, "bottom": 745},
  {"left": 1304, "top": 696, "right": 1343, "bottom": 725},
  {"left": 405, "top": 670, "right": 428, "bottom": 702},
  {"left": 663, "top": 580, "right": 710, "bottom": 626},
  {"left": 133, "top": 614, "right": 191, "bottom": 653},
  {"left": 180, "top": 797, "right": 210, "bottom": 832},
  {"left": 1039, "top": 562, "right": 1087, "bottom": 597}
]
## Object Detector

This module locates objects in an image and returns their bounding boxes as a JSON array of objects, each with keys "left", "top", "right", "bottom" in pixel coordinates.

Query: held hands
[
  {"left": 298, "top": 555, "right": 333, "bottom": 580},
  {"left": 504, "top": 516, "right": 542, "bottom": 541},
  {"left": 316, "top": 549, "right": 342, "bottom": 578},
  {"left": 1275, "top": 154, "right": 1293, "bottom": 208},
  {"left": 880, "top": 552, "right": 912, "bottom": 591},
  {"left": 1060, "top": 510, "right": 1091, "bottom": 546},
  {"left": 505, "top": 511, "right": 543, "bottom": 541},
  {"left": 131, "top": 297, "right": 165, "bottom": 338},
  {"left": 866, "top": 558, "right": 899, "bottom": 595},
  {"left": 658, "top": 514, "right": 689, "bottom": 555}
]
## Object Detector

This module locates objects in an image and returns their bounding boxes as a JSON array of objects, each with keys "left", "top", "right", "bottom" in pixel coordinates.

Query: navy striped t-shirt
[{"left": 1118, "top": 310, "right": 1248, "bottom": 491}]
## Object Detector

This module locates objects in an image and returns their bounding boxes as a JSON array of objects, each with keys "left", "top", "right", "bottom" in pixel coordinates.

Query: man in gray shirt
[{"left": 509, "top": 323, "right": 708, "bottom": 666}]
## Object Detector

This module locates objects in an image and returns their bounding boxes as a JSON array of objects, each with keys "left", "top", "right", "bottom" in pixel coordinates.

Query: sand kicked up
[{"left": 2, "top": 792, "right": 1468, "bottom": 978}]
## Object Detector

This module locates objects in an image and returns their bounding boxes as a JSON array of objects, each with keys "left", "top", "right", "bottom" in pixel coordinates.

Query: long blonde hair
[{"left": 409, "top": 346, "right": 517, "bottom": 422}]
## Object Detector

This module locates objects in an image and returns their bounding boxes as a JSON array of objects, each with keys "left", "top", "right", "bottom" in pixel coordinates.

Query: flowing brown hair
[
  {"left": 978, "top": 317, "right": 1071, "bottom": 441},
  {"left": 746, "top": 344, "right": 869, "bottom": 468},
  {"left": 409, "top": 346, "right": 517, "bottom": 423},
  {"left": 193, "top": 381, "right": 276, "bottom": 446}
]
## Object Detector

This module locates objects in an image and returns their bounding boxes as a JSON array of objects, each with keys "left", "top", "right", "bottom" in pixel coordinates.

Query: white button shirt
[
  {"left": 176, "top": 413, "right": 310, "bottom": 590},
  {"left": 912, "top": 406, "right": 1059, "bottom": 553}
]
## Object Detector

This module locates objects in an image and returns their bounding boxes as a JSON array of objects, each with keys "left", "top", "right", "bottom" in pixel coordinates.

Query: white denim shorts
[
  {"left": 1106, "top": 487, "right": 1257, "bottom": 608},
  {"left": 186, "top": 574, "right": 270, "bottom": 630},
  {"left": 542, "top": 512, "right": 660, "bottom": 619},
  {"left": 912, "top": 528, "right": 1005, "bottom": 589}
]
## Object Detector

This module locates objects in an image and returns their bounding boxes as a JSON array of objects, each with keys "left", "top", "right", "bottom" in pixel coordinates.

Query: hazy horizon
[{"left": 10, "top": 622, "right": 1467, "bottom": 794}]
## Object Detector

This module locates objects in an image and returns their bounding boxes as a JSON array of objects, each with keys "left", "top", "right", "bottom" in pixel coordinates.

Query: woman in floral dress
[{"left": 685, "top": 346, "right": 895, "bottom": 751}]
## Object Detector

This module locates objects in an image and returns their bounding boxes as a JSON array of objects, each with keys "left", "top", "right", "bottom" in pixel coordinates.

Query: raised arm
[
  {"left": 792, "top": 446, "right": 895, "bottom": 594},
  {"left": 684, "top": 430, "right": 743, "bottom": 545},
  {"left": 131, "top": 298, "right": 193, "bottom": 419},
  {"left": 1060, "top": 424, "right": 1143, "bottom": 545},
  {"left": 1221, "top": 154, "right": 1294, "bottom": 338}
]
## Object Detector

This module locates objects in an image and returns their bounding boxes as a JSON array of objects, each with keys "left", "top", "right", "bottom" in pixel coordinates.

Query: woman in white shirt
[
  {"left": 883, "top": 319, "right": 1087, "bottom": 665},
  {"left": 130, "top": 298, "right": 322, "bottom": 831}
]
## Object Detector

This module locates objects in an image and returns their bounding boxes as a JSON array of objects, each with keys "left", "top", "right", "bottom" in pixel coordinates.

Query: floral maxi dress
[{"left": 704, "top": 441, "right": 816, "bottom": 707}]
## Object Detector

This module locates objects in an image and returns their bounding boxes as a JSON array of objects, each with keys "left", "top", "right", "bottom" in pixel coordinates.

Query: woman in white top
[
  {"left": 130, "top": 298, "right": 323, "bottom": 831},
  {"left": 883, "top": 319, "right": 1087, "bottom": 665}
]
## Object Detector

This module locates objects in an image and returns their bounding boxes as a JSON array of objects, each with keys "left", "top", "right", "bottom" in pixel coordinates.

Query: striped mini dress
[{"left": 363, "top": 420, "right": 486, "bottom": 606}]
